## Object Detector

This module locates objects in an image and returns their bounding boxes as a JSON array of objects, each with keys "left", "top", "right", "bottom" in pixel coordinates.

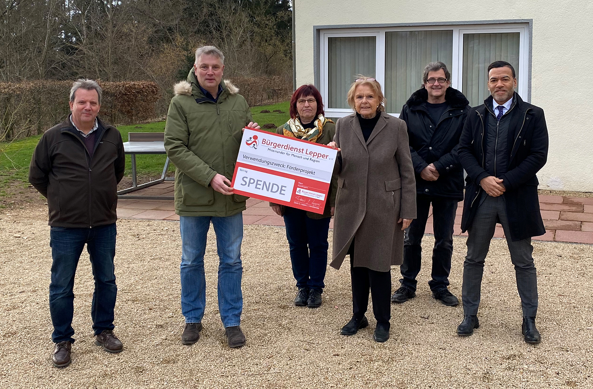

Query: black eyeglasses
[{"left": 426, "top": 77, "right": 448, "bottom": 85}]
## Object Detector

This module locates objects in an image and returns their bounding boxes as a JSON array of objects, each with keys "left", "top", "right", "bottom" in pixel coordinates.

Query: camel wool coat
[{"left": 330, "top": 112, "right": 416, "bottom": 272}]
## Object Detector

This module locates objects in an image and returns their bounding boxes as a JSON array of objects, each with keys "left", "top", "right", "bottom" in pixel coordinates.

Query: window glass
[
  {"left": 462, "top": 33, "right": 520, "bottom": 106},
  {"left": 385, "top": 30, "right": 453, "bottom": 112},
  {"left": 328, "top": 36, "right": 376, "bottom": 108}
]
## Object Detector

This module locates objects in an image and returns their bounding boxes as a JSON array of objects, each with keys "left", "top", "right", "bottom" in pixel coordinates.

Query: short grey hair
[
  {"left": 70, "top": 79, "right": 102, "bottom": 105},
  {"left": 422, "top": 61, "right": 451, "bottom": 84},
  {"left": 195, "top": 45, "right": 225, "bottom": 65}
]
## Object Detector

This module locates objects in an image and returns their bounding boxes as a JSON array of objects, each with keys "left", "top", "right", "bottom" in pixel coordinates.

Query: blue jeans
[
  {"left": 49, "top": 223, "right": 117, "bottom": 343},
  {"left": 283, "top": 207, "right": 330, "bottom": 291},
  {"left": 180, "top": 213, "right": 243, "bottom": 328},
  {"left": 400, "top": 195, "right": 457, "bottom": 292}
]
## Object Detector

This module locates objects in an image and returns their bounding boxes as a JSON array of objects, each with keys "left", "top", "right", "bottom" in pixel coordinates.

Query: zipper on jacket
[
  {"left": 494, "top": 119, "right": 499, "bottom": 176},
  {"left": 509, "top": 108, "right": 531, "bottom": 162},
  {"left": 476, "top": 111, "right": 485, "bottom": 169},
  {"left": 469, "top": 111, "right": 486, "bottom": 209},
  {"left": 64, "top": 131, "right": 93, "bottom": 227},
  {"left": 64, "top": 127, "right": 108, "bottom": 228},
  {"left": 486, "top": 102, "right": 516, "bottom": 177}
]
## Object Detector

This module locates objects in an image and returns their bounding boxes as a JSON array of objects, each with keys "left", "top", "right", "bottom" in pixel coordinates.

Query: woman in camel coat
[{"left": 329, "top": 76, "right": 416, "bottom": 342}]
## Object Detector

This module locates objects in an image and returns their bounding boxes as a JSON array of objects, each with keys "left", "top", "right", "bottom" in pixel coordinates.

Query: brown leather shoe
[
  {"left": 225, "top": 326, "right": 246, "bottom": 348},
  {"left": 52, "top": 341, "right": 72, "bottom": 368},
  {"left": 95, "top": 330, "right": 123, "bottom": 353}
]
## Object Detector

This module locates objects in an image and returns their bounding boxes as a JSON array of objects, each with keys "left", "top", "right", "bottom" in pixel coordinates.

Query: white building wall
[{"left": 294, "top": 0, "right": 593, "bottom": 192}]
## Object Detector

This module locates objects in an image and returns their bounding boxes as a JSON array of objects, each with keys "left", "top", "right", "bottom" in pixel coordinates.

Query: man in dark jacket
[
  {"left": 456, "top": 61, "right": 548, "bottom": 344},
  {"left": 29, "top": 79, "right": 125, "bottom": 368},
  {"left": 391, "top": 62, "right": 469, "bottom": 307}
]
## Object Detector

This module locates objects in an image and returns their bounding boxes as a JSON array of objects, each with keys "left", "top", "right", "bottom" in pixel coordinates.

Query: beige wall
[{"left": 294, "top": 0, "right": 593, "bottom": 192}]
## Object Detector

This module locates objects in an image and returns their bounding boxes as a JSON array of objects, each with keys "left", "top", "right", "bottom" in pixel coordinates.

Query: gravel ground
[{"left": 1, "top": 205, "right": 592, "bottom": 388}]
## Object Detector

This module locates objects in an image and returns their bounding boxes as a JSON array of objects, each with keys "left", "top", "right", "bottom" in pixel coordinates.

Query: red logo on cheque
[{"left": 245, "top": 135, "right": 258, "bottom": 149}]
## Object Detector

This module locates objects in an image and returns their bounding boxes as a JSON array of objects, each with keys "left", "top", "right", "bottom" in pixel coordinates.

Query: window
[
  {"left": 328, "top": 36, "right": 376, "bottom": 108},
  {"left": 385, "top": 30, "right": 453, "bottom": 112},
  {"left": 318, "top": 23, "right": 529, "bottom": 117}
]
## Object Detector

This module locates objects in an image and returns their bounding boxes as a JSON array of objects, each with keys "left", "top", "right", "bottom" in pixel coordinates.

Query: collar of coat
[
  {"left": 405, "top": 86, "right": 469, "bottom": 110},
  {"left": 480, "top": 92, "right": 522, "bottom": 115},
  {"left": 173, "top": 69, "right": 239, "bottom": 98}
]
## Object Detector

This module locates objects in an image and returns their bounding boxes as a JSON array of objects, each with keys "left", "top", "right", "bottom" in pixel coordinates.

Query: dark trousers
[
  {"left": 462, "top": 194, "right": 538, "bottom": 317},
  {"left": 400, "top": 195, "right": 458, "bottom": 292},
  {"left": 283, "top": 207, "right": 330, "bottom": 291},
  {"left": 49, "top": 224, "right": 118, "bottom": 343},
  {"left": 349, "top": 243, "right": 391, "bottom": 328}
]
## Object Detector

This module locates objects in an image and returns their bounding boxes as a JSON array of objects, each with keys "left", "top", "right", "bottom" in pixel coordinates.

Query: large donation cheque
[{"left": 232, "top": 128, "right": 337, "bottom": 214}]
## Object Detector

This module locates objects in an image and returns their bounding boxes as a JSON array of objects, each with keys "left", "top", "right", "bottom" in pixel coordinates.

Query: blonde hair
[{"left": 346, "top": 75, "right": 385, "bottom": 113}]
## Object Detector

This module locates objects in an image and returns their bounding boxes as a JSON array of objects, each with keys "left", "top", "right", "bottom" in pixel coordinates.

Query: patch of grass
[
  {"left": 0, "top": 135, "right": 43, "bottom": 193},
  {"left": 251, "top": 101, "right": 290, "bottom": 129},
  {"left": 0, "top": 101, "right": 291, "bottom": 190}
]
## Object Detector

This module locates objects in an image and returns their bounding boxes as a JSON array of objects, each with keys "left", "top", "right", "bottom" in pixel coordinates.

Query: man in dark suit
[{"left": 456, "top": 61, "right": 548, "bottom": 344}]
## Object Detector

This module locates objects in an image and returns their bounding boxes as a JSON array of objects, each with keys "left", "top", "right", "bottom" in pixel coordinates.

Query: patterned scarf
[{"left": 282, "top": 115, "right": 331, "bottom": 143}]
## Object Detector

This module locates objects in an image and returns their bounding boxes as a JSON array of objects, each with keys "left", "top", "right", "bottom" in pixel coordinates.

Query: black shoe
[
  {"left": 181, "top": 323, "right": 203, "bottom": 345},
  {"left": 432, "top": 289, "right": 460, "bottom": 306},
  {"left": 373, "top": 324, "right": 390, "bottom": 343},
  {"left": 522, "top": 317, "right": 541, "bottom": 344},
  {"left": 52, "top": 341, "right": 72, "bottom": 368},
  {"left": 294, "top": 287, "right": 309, "bottom": 306},
  {"left": 307, "top": 289, "right": 322, "bottom": 308},
  {"left": 225, "top": 326, "right": 246, "bottom": 348},
  {"left": 457, "top": 315, "right": 479, "bottom": 336},
  {"left": 391, "top": 286, "right": 415, "bottom": 304},
  {"left": 340, "top": 316, "right": 369, "bottom": 336}
]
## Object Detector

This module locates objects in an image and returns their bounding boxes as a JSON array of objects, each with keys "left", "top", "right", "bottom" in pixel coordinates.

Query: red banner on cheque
[{"left": 232, "top": 128, "right": 337, "bottom": 214}]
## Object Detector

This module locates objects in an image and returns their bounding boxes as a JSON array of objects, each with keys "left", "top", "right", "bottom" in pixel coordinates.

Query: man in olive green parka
[{"left": 164, "top": 45, "right": 260, "bottom": 349}]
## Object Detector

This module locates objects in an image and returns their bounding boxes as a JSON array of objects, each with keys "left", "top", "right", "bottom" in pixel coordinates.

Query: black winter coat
[
  {"left": 29, "top": 117, "right": 125, "bottom": 228},
  {"left": 400, "top": 87, "right": 470, "bottom": 200},
  {"left": 458, "top": 93, "right": 548, "bottom": 241}
]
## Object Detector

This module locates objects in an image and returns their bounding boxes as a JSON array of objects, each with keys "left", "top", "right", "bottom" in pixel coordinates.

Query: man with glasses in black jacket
[{"left": 391, "top": 62, "right": 469, "bottom": 307}]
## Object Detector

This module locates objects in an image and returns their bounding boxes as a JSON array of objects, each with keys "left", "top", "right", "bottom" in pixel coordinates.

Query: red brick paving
[
  {"left": 559, "top": 212, "right": 593, "bottom": 222},
  {"left": 539, "top": 203, "right": 583, "bottom": 212},
  {"left": 565, "top": 197, "right": 593, "bottom": 205},
  {"left": 554, "top": 230, "right": 593, "bottom": 244},
  {"left": 116, "top": 182, "right": 593, "bottom": 244},
  {"left": 538, "top": 195, "right": 564, "bottom": 204},
  {"left": 543, "top": 220, "right": 581, "bottom": 231},
  {"left": 540, "top": 210, "right": 560, "bottom": 220}
]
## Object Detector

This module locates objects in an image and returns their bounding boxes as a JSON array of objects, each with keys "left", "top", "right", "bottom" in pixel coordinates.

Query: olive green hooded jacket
[{"left": 164, "top": 70, "right": 252, "bottom": 216}]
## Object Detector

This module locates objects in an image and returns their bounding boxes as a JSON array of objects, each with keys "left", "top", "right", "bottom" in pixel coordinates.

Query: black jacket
[
  {"left": 29, "top": 117, "right": 125, "bottom": 228},
  {"left": 458, "top": 93, "right": 548, "bottom": 241},
  {"left": 400, "top": 87, "right": 469, "bottom": 200}
]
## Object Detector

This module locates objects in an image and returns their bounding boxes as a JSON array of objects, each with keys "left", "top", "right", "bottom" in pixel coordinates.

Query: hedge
[{"left": 0, "top": 81, "right": 160, "bottom": 141}]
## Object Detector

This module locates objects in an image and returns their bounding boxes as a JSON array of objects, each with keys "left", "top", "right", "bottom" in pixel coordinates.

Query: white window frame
[
  {"left": 318, "top": 23, "right": 530, "bottom": 119},
  {"left": 319, "top": 30, "right": 382, "bottom": 117}
]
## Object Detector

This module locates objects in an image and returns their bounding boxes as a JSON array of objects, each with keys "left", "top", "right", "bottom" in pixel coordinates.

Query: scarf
[{"left": 282, "top": 115, "right": 331, "bottom": 143}]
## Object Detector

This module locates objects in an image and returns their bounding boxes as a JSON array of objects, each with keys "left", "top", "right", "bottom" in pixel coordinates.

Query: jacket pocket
[
  {"left": 338, "top": 178, "right": 345, "bottom": 188},
  {"left": 233, "top": 194, "right": 249, "bottom": 203},
  {"left": 385, "top": 178, "right": 401, "bottom": 192},
  {"left": 181, "top": 175, "right": 214, "bottom": 206}
]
